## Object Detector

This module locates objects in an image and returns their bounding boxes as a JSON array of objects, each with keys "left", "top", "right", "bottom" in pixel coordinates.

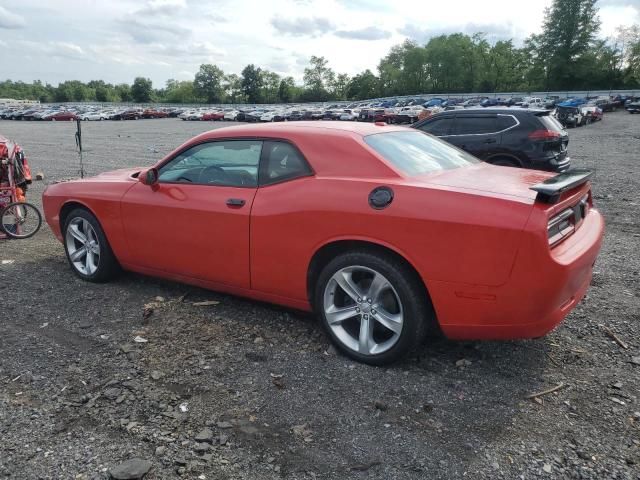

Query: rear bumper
[{"left": 430, "top": 209, "right": 604, "bottom": 340}]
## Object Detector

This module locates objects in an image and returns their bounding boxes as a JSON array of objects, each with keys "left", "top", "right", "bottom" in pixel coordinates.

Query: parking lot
[{"left": 0, "top": 115, "right": 639, "bottom": 479}]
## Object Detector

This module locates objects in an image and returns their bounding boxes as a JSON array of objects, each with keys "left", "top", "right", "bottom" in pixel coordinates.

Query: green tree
[
  {"left": 241, "top": 64, "right": 263, "bottom": 104},
  {"left": 223, "top": 74, "right": 243, "bottom": 103},
  {"left": 278, "top": 76, "right": 296, "bottom": 103},
  {"left": 164, "top": 79, "right": 198, "bottom": 103},
  {"left": 260, "top": 70, "right": 281, "bottom": 103},
  {"left": 194, "top": 64, "right": 225, "bottom": 103},
  {"left": 131, "top": 77, "right": 153, "bottom": 103},
  {"left": 536, "top": 0, "right": 601, "bottom": 90},
  {"left": 347, "top": 70, "right": 379, "bottom": 100},
  {"left": 303, "top": 56, "right": 335, "bottom": 100}
]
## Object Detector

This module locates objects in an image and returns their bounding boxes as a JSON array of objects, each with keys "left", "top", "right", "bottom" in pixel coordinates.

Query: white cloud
[
  {"left": 0, "top": 0, "right": 636, "bottom": 86},
  {"left": 0, "top": 5, "right": 26, "bottom": 29}
]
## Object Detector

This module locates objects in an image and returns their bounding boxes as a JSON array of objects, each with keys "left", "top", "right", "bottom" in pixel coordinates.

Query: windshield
[{"left": 364, "top": 131, "right": 478, "bottom": 176}]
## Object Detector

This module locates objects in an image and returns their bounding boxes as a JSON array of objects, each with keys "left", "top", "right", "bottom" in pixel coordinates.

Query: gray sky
[{"left": 1, "top": 0, "right": 639, "bottom": 86}]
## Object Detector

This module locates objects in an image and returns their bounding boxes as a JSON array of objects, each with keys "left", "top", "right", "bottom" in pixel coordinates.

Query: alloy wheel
[
  {"left": 65, "top": 217, "right": 101, "bottom": 276},
  {"left": 323, "top": 266, "right": 403, "bottom": 355}
]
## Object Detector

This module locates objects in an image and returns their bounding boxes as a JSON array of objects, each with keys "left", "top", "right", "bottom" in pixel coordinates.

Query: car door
[
  {"left": 120, "top": 140, "right": 262, "bottom": 289},
  {"left": 447, "top": 114, "right": 500, "bottom": 159}
]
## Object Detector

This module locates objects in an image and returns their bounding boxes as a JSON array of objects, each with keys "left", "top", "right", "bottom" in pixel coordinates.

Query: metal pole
[{"left": 75, "top": 118, "right": 84, "bottom": 179}]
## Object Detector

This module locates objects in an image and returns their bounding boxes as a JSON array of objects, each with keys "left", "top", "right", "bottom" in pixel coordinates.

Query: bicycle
[{"left": 0, "top": 139, "right": 42, "bottom": 240}]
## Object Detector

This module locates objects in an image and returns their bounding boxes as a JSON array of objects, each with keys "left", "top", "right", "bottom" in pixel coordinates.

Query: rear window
[
  {"left": 538, "top": 114, "right": 565, "bottom": 132},
  {"left": 364, "top": 131, "right": 478, "bottom": 176},
  {"left": 453, "top": 116, "right": 498, "bottom": 135}
]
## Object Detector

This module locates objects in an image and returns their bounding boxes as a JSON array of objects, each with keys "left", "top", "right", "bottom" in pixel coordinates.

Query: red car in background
[
  {"left": 42, "top": 122, "right": 604, "bottom": 364},
  {"left": 142, "top": 109, "right": 169, "bottom": 119},
  {"left": 45, "top": 111, "right": 78, "bottom": 121},
  {"left": 201, "top": 112, "right": 225, "bottom": 121}
]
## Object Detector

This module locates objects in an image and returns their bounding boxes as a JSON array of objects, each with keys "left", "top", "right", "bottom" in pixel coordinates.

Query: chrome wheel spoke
[
  {"left": 69, "top": 224, "right": 87, "bottom": 243},
  {"left": 325, "top": 305, "right": 359, "bottom": 325},
  {"left": 334, "top": 270, "right": 364, "bottom": 302},
  {"left": 373, "top": 308, "right": 403, "bottom": 335},
  {"left": 358, "top": 315, "right": 374, "bottom": 354},
  {"left": 367, "top": 272, "right": 390, "bottom": 303},
  {"left": 70, "top": 246, "right": 87, "bottom": 262},
  {"left": 85, "top": 251, "right": 94, "bottom": 272}
]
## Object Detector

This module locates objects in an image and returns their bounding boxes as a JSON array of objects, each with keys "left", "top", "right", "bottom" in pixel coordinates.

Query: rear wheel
[
  {"left": 63, "top": 209, "right": 119, "bottom": 282},
  {"left": 315, "top": 250, "right": 431, "bottom": 365}
]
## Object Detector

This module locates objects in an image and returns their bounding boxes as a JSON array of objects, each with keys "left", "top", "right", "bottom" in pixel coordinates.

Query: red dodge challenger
[{"left": 42, "top": 122, "right": 604, "bottom": 364}]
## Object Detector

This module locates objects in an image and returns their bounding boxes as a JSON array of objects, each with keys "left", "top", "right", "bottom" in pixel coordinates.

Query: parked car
[
  {"left": 522, "top": 97, "right": 544, "bottom": 108},
  {"left": 593, "top": 98, "right": 616, "bottom": 112},
  {"left": 506, "top": 97, "right": 524, "bottom": 107},
  {"left": 44, "top": 111, "right": 78, "bottom": 121},
  {"left": 581, "top": 106, "right": 603, "bottom": 123},
  {"left": 42, "top": 122, "right": 603, "bottom": 365},
  {"left": 260, "top": 111, "right": 285, "bottom": 122},
  {"left": 142, "top": 109, "right": 169, "bottom": 119},
  {"left": 626, "top": 101, "right": 640, "bottom": 113},
  {"left": 480, "top": 98, "right": 502, "bottom": 107},
  {"left": 224, "top": 110, "right": 239, "bottom": 121},
  {"left": 413, "top": 108, "right": 570, "bottom": 172},
  {"left": 338, "top": 109, "right": 358, "bottom": 121},
  {"left": 555, "top": 105, "right": 584, "bottom": 128},
  {"left": 201, "top": 111, "right": 225, "bottom": 121},
  {"left": 393, "top": 106, "right": 425, "bottom": 124},
  {"left": 113, "top": 109, "right": 142, "bottom": 120},
  {"left": 80, "top": 111, "right": 107, "bottom": 121}
]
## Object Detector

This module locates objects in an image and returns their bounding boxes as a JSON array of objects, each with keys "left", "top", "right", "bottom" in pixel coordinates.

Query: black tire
[
  {"left": 1, "top": 202, "right": 42, "bottom": 239},
  {"left": 314, "top": 250, "right": 432, "bottom": 365},
  {"left": 490, "top": 157, "right": 519, "bottom": 168},
  {"left": 63, "top": 208, "right": 119, "bottom": 282}
]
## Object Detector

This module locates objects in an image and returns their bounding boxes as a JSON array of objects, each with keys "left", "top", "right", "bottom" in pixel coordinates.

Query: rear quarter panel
[{"left": 250, "top": 176, "right": 533, "bottom": 303}]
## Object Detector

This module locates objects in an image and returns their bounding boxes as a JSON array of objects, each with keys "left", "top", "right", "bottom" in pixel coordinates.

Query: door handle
[
  {"left": 484, "top": 138, "right": 497, "bottom": 144},
  {"left": 226, "top": 198, "right": 246, "bottom": 207}
]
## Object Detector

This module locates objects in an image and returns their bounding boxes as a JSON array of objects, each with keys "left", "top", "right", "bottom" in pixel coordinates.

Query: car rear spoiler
[{"left": 530, "top": 169, "right": 594, "bottom": 204}]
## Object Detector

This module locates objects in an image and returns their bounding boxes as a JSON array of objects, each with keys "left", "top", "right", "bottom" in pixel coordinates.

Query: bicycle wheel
[{"left": 1, "top": 202, "right": 42, "bottom": 239}]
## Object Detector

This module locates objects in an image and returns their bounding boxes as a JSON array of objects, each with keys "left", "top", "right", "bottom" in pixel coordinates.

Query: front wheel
[
  {"left": 315, "top": 251, "right": 432, "bottom": 365},
  {"left": 63, "top": 209, "right": 119, "bottom": 282},
  {"left": 1, "top": 202, "right": 42, "bottom": 239}
]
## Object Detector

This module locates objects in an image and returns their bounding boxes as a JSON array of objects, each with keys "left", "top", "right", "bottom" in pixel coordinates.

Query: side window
[
  {"left": 452, "top": 116, "right": 498, "bottom": 135},
  {"left": 260, "top": 141, "right": 312, "bottom": 185},
  {"left": 497, "top": 115, "right": 517, "bottom": 130},
  {"left": 158, "top": 140, "right": 262, "bottom": 187},
  {"left": 418, "top": 118, "right": 453, "bottom": 136}
]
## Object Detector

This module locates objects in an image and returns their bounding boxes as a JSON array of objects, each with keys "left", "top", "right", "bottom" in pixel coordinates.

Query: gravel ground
[{"left": 0, "top": 115, "right": 638, "bottom": 480}]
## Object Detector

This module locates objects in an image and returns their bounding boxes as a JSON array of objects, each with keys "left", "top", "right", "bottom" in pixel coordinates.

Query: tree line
[{"left": 2, "top": 0, "right": 639, "bottom": 105}]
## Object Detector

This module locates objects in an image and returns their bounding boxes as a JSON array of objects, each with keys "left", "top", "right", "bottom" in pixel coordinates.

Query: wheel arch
[
  {"left": 486, "top": 153, "right": 523, "bottom": 167},
  {"left": 306, "top": 238, "right": 439, "bottom": 332},
  {"left": 59, "top": 200, "right": 99, "bottom": 234}
]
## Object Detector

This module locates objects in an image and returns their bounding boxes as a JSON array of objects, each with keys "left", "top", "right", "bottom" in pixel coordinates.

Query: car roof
[
  {"left": 195, "top": 121, "right": 409, "bottom": 141},
  {"left": 426, "top": 107, "right": 548, "bottom": 117}
]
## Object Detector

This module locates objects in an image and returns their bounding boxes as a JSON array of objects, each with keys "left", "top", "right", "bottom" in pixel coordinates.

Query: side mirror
[{"left": 139, "top": 168, "right": 158, "bottom": 186}]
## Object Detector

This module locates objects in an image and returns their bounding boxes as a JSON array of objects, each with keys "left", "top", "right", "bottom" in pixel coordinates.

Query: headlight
[{"left": 548, "top": 208, "right": 575, "bottom": 246}]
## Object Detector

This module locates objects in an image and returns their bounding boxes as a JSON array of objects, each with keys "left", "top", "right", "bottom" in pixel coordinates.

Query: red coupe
[
  {"left": 42, "top": 122, "right": 604, "bottom": 364},
  {"left": 201, "top": 112, "right": 225, "bottom": 121}
]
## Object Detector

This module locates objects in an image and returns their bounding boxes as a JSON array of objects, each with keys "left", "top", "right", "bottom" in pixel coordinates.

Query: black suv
[{"left": 412, "top": 108, "right": 570, "bottom": 172}]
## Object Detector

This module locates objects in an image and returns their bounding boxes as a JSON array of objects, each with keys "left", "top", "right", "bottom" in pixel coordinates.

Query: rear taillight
[
  {"left": 548, "top": 208, "right": 575, "bottom": 246},
  {"left": 529, "top": 129, "right": 561, "bottom": 140},
  {"left": 547, "top": 194, "right": 590, "bottom": 247}
]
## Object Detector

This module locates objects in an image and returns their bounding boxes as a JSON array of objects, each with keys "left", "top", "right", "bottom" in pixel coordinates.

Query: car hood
[
  {"left": 414, "top": 163, "right": 554, "bottom": 201},
  {"left": 76, "top": 167, "right": 143, "bottom": 183}
]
